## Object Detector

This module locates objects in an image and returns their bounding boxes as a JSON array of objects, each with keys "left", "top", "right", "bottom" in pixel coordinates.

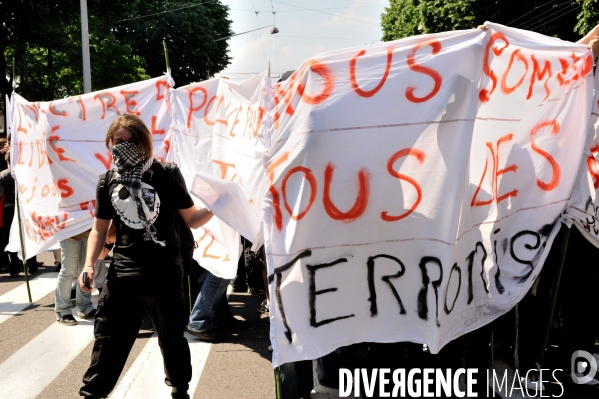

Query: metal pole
[
  {"left": 274, "top": 366, "right": 283, "bottom": 398},
  {"left": 536, "top": 226, "right": 570, "bottom": 369},
  {"left": 163, "top": 40, "right": 170, "bottom": 73},
  {"left": 80, "top": 0, "right": 91, "bottom": 93},
  {"left": 15, "top": 190, "right": 32, "bottom": 303},
  {"left": 11, "top": 59, "right": 31, "bottom": 303}
]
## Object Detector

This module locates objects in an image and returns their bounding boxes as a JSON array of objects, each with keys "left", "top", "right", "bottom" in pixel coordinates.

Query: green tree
[
  {"left": 1, "top": 0, "right": 232, "bottom": 132},
  {"left": 382, "top": 0, "right": 582, "bottom": 42},
  {"left": 114, "top": 0, "right": 233, "bottom": 87},
  {"left": 575, "top": 0, "right": 599, "bottom": 36},
  {"left": 1, "top": 1, "right": 148, "bottom": 108}
]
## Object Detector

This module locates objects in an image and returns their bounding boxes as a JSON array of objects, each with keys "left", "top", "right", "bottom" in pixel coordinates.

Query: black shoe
[
  {"left": 187, "top": 326, "right": 222, "bottom": 342},
  {"left": 258, "top": 299, "right": 269, "bottom": 313},
  {"left": 225, "top": 317, "right": 249, "bottom": 331},
  {"left": 171, "top": 388, "right": 190, "bottom": 399},
  {"left": 78, "top": 308, "right": 97, "bottom": 319},
  {"left": 57, "top": 314, "right": 78, "bottom": 326},
  {"left": 54, "top": 262, "right": 61, "bottom": 272},
  {"left": 249, "top": 287, "right": 266, "bottom": 296}
]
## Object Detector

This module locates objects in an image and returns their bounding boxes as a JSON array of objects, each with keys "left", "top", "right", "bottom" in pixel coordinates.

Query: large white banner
[
  {"left": 171, "top": 73, "right": 268, "bottom": 278},
  {"left": 9, "top": 76, "right": 172, "bottom": 257},
  {"left": 262, "top": 23, "right": 594, "bottom": 366},
  {"left": 6, "top": 22, "right": 596, "bottom": 368}
]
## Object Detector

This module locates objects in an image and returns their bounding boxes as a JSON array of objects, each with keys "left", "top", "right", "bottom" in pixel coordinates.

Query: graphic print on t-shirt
[
  {"left": 141, "top": 188, "right": 156, "bottom": 211},
  {"left": 111, "top": 182, "right": 161, "bottom": 229}
]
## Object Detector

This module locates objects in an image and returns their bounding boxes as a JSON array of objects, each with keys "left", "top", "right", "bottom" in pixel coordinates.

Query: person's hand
[
  {"left": 589, "top": 37, "right": 599, "bottom": 61},
  {"left": 79, "top": 266, "right": 95, "bottom": 292},
  {"left": 477, "top": 25, "right": 488, "bottom": 31}
]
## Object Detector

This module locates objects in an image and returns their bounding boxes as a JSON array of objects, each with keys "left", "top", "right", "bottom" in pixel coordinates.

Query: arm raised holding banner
[{"left": 577, "top": 24, "right": 599, "bottom": 60}]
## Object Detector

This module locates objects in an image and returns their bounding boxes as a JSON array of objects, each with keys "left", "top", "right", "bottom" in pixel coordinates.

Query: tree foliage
[
  {"left": 1, "top": 0, "right": 232, "bottom": 114},
  {"left": 114, "top": 0, "right": 233, "bottom": 87},
  {"left": 381, "top": 0, "right": 586, "bottom": 42},
  {"left": 576, "top": 0, "right": 599, "bottom": 36}
]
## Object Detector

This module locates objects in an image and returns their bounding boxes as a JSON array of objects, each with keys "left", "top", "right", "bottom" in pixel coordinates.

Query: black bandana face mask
[
  {"left": 111, "top": 141, "right": 144, "bottom": 170},
  {"left": 110, "top": 141, "right": 164, "bottom": 246}
]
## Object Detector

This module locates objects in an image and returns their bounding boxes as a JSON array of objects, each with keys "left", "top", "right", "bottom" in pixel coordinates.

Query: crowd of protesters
[{"left": 0, "top": 24, "right": 599, "bottom": 399}]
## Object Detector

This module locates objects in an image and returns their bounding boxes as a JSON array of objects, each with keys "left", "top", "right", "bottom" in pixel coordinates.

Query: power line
[
  {"left": 230, "top": 5, "right": 388, "bottom": 13},
  {"left": 525, "top": 2, "right": 581, "bottom": 32},
  {"left": 507, "top": 0, "right": 558, "bottom": 26},
  {"left": 270, "top": 0, "right": 281, "bottom": 75},
  {"left": 224, "top": 33, "right": 380, "bottom": 42},
  {"left": 215, "top": 25, "right": 273, "bottom": 41},
  {"left": 518, "top": 1, "right": 579, "bottom": 30},
  {"left": 515, "top": 0, "right": 575, "bottom": 29},
  {"left": 250, "top": 0, "right": 268, "bottom": 68},
  {"left": 116, "top": 0, "right": 221, "bottom": 22},
  {"left": 271, "top": 0, "right": 380, "bottom": 27},
  {"left": 275, "top": 34, "right": 379, "bottom": 42}
]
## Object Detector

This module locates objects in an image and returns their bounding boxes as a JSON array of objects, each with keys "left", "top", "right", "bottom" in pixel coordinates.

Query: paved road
[
  {"left": 0, "top": 252, "right": 281, "bottom": 399},
  {"left": 2, "top": 252, "right": 599, "bottom": 399}
]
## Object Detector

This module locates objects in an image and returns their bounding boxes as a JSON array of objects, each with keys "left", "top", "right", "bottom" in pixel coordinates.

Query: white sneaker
[
  {"left": 575, "top": 373, "right": 599, "bottom": 385},
  {"left": 521, "top": 376, "right": 545, "bottom": 391}
]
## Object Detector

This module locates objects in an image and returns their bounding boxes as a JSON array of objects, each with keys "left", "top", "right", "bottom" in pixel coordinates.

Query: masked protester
[{"left": 78, "top": 114, "right": 212, "bottom": 399}]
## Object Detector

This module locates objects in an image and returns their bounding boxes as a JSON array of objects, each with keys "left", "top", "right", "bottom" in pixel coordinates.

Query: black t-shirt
[{"left": 95, "top": 161, "right": 194, "bottom": 279}]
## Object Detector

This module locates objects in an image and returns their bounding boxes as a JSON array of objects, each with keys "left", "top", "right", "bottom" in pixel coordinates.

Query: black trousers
[
  {"left": 80, "top": 272, "right": 192, "bottom": 398},
  {"left": 515, "top": 226, "right": 598, "bottom": 373},
  {"left": 0, "top": 206, "right": 21, "bottom": 275},
  {"left": 557, "top": 227, "right": 598, "bottom": 371}
]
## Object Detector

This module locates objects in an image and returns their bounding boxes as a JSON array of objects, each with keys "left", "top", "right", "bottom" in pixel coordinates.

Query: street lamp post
[{"left": 80, "top": 0, "right": 91, "bottom": 94}]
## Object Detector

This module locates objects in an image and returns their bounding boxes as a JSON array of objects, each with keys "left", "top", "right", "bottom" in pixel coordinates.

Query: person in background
[
  {"left": 54, "top": 230, "right": 96, "bottom": 326},
  {"left": 0, "top": 149, "right": 21, "bottom": 277},
  {"left": 186, "top": 268, "right": 246, "bottom": 341},
  {"left": 0, "top": 137, "right": 8, "bottom": 172},
  {"left": 1, "top": 133, "right": 43, "bottom": 274},
  {"left": 53, "top": 248, "right": 62, "bottom": 272}
]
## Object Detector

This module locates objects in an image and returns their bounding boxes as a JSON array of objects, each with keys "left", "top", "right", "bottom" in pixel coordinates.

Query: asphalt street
[{"left": 2, "top": 252, "right": 599, "bottom": 399}]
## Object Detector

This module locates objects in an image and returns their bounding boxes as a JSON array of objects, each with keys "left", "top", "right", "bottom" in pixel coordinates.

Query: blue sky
[{"left": 218, "top": 0, "right": 387, "bottom": 81}]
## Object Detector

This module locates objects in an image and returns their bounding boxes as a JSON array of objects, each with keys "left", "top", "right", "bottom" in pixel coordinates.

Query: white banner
[
  {"left": 262, "top": 23, "right": 594, "bottom": 366},
  {"left": 170, "top": 73, "right": 269, "bottom": 278},
  {"left": 9, "top": 76, "right": 172, "bottom": 258},
  {"left": 6, "top": 22, "right": 596, "bottom": 368}
]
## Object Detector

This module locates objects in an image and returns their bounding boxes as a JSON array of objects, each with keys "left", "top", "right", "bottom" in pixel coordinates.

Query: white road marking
[
  {"left": 0, "top": 276, "right": 211, "bottom": 399},
  {"left": 0, "top": 272, "right": 59, "bottom": 325},
  {"left": 109, "top": 332, "right": 211, "bottom": 398},
  {"left": 0, "top": 316, "right": 95, "bottom": 399}
]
